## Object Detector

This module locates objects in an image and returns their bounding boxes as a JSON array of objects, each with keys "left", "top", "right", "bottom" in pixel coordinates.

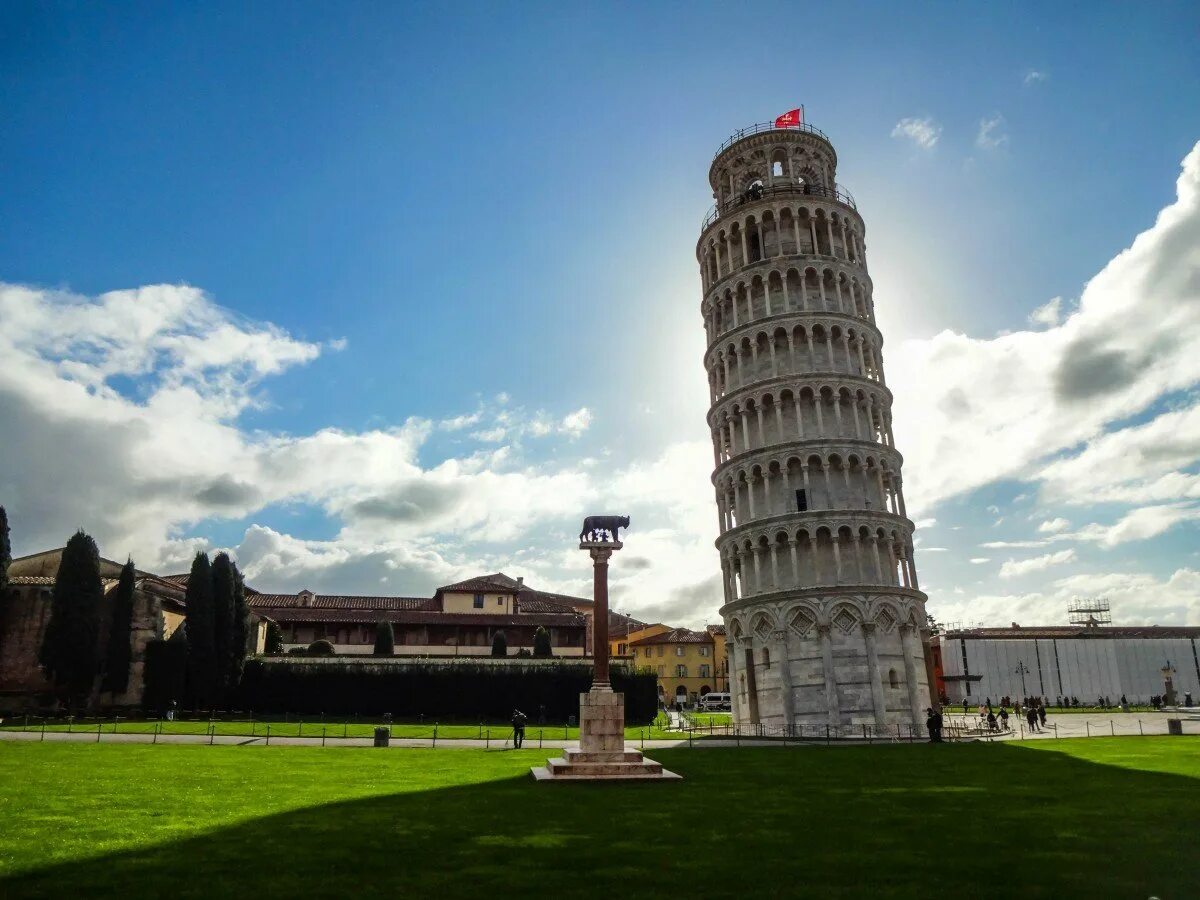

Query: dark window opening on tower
[{"left": 796, "top": 489, "right": 808, "bottom": 512}]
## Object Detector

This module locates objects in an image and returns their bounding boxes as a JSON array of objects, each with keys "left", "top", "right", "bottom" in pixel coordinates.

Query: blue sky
[{"left": 2, "top": 2, "right": 1199, "bottom": 627}]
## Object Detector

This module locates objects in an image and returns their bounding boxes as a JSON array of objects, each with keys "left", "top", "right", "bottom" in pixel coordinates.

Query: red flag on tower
[{"left": 774, "top": 107, "right": 804, "bottom": 128}]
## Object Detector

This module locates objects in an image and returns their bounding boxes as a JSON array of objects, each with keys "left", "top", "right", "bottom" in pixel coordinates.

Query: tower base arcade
[{"left": 723, "top": 587, "right": 931, "bottom": 727}]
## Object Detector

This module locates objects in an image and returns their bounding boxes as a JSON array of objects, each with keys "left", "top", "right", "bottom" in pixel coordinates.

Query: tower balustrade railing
[
  {"left": 712, "top": 121, "right": 832, "bottom": 158},
  {"left": 702, "top": 181, "right": 858, "bottom": 230}
]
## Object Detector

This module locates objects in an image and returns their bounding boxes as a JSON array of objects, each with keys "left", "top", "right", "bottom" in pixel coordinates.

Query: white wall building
[
  {"left": 938, "top": 627, "right": 1200, "bottom": 705},
  {"left": 701, "top": 120, "right": 932, "bottom": 728}
]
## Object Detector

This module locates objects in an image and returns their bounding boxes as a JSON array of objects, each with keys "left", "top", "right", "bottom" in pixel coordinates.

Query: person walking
[
  {"left": 999, "top": 707, "right": 1009, "bottom": 730},
  {"left": 1037, "top": 704, "right": 1047, "bottom": 728},
  {"left": 510, "top": 709, "right": 527, "bottom": 749},
  {"left": 926, "top": 707, "right": 938, "bottom": 743},
  {"left": 1025, "top": 707, "right": 1039, "bottom": 733}
]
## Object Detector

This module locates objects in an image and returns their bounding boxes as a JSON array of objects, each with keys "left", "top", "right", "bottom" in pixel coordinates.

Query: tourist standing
[{"left": 511, "top": 709, "right": 527, "bottom": 748}]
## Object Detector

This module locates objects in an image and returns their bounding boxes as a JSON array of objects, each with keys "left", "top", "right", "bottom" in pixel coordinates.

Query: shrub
[
  {"left": 307, "top": 640, "right": 335, "bottom": 656},
  {"left": 532, "top": 626, "right": 551, "bottom": 658},
  {"left": 142, "top": 638, "right": 188, "bottom": 713},
  {"left": 491, "top": 630, "right": 507, "bottom": 657},
  {"left": 238, "top": 659, "right": 658, "bottom": 724},
  {"left": 286, "top": 647, "right": 308, "bottom": 656},
  {"left": 264, "top": 622, "right": 284, "bottom": 655},
  {"left": 373, "top": 622, "right": 394, "bottom": 657}
]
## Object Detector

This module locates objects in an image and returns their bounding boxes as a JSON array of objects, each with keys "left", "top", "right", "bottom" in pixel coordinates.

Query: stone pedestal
[{"left": 531, "top": 690, "right": 681, "bottom": 782}]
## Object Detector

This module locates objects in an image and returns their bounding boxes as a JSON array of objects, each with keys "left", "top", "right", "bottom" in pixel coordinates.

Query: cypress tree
[
  {"left": 373, "top": 621, "right": 395, "bottom": 657},
  {"left": 102, "top": 558, "right": 136, "bottom": 695},
  {"left": 229, "top": 562, "right": 250, "bottom": 686},
  {"left": 0, "top": 506, "right": 11, "bottom": 600},
  {"left": 211, "top": 552, "right": 236, "bottom": 698},
  {"left": 491, "top": 630, "right": 507, "bottom": 657},
  {"left": 533, "top": 625, "right": 551, "bottom": 658},
  {"left": 39, "top": 530, "right": 103, "bottom": 708},
  {"left": 184, "top": 552, "right": 216, "bottom": 708},
  {"left": 264, "top": 621, "right": 283, "bottom": 655}
]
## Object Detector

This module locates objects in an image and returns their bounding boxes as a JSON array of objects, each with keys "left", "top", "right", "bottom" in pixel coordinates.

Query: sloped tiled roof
[
  {"left": 247, "top": 594, "right": 431, "bottom": 611},
  {"left": 436, "top": 573, "right": 521, "bottom": 594},
  {"left": 629, "top": 627, "right": 713, "bottom": 646},
  {"left": 706, "top": 623, "right": 727, "bottom": 636}
]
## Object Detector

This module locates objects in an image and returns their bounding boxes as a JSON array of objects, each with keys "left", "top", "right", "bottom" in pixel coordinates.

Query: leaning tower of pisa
[{"left": 699, "top": 120, "right": 932, "bottom": 729}]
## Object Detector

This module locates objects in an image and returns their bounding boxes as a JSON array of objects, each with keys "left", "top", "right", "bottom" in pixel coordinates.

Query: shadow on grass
[{"left": 3, "top": 741, "right": 1199, "bottom": 899}]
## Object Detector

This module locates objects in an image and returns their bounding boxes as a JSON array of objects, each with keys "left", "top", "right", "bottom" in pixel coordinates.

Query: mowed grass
[{"left": 1, "top": 738, "right": 1198, "bottom": 898}]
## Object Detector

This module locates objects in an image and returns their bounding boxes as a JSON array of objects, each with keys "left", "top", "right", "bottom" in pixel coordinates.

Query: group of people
[
  {"left": 925, "top": 707, "right": 945, "bottom": 742},
  {"left": 958, "top": 696, "right": 1050, "bottom": 734}
]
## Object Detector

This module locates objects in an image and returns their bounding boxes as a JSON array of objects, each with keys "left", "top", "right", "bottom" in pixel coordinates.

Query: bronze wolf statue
[{"left": 579, "top": 515, "right": 630, "bottom": 543}]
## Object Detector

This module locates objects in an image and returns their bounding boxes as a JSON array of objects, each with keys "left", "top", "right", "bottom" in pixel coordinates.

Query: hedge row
[{"left": 235, "top": 658, "right": 658, "bottom": 724}]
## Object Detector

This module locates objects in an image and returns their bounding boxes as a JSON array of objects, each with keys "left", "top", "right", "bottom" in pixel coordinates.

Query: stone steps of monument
[
  {"left": 545, "top": 757, "right": 664, "bottom": 777},
  {"left": 561, "top": 748, "right": 647, "bottom": 764}
]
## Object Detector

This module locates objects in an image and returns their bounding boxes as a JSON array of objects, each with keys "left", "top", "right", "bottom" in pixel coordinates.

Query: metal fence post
[
  {"left": 486, "top": 727, "right": 490, "bottom": 749},
  {"left": 265, "top": 723, "right": 271, "bottom": 746},
  {"left": 433, "top": 723, "right": 438, "bottom": 748},
  {"left": 209, "top": 724, "right": 215, "bottom": 745},
  {"left": 1110, "top": 720, "right": 1115, "bottom": 736},
  {"left": 322, "top": 726, "right": 327, "bottom": 747},
  {"left": 1086, "top": 721, "right": 1090, "bottom": 738},
  {"left": 41, "top": 718, "right": 46, "bottom": 742},
  {"left": 153, "top": 721, "right": 159, "bottom": 744},
  {"left": 96, "top": 722, "right": 103, "bottom": 743},
  {"left": 1139, "top": 719, "right": 1143, "bottom": 736}
]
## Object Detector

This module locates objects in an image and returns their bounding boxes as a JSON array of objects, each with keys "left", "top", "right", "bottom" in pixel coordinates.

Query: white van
[{"left": 698, "top": 692, "right": 731, "bottom": 712}]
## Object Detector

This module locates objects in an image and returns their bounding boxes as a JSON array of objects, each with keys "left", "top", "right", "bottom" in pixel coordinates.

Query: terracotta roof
[
  {"left": 436, "top": 573, "right": 521, "bottom": 594},
  {"left": 706, "top": 623, "right": 727, "bottom": 636},
  {"left": 518, "top": 590, "right": 587, "bottom": 614},
  {"left": 8, "top": 575, "right": 120, "bottom": 590},
  {"left": 248, "top": 594, "right": 431, "bottom": 611},
  {"left": 629, "top": 627, "right": 714, "bottom": 646},
  {"left": 161, "top": 573, "right": 190, "bottom": 586},
  {"left": 256, "top": 607, "right": 585, "bottom": 628},
  {"left": 945, "top": 626, "right": 1200, "bottom": 640}
]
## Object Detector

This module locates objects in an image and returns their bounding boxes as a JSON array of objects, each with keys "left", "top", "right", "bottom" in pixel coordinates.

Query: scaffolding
[{"left": 1068, "top": 597, "right": 1112, "bottom": 627}]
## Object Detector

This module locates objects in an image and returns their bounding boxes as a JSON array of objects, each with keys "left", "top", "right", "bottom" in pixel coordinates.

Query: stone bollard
[
  {"left": 374, "top": 726, "right": 390, "bottom": 747},
  {"left": 1167, "top": 718, "right": 1183, "bottom": 736}
]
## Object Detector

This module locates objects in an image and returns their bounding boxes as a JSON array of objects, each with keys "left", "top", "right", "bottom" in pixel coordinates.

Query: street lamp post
[{"left": 1015, "top": 661, "right": 1030, "bottom": 699}]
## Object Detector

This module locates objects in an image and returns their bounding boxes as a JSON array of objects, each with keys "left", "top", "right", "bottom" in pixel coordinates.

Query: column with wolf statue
[
  {"left": 577, "top": 514, "right": 629, "bottom": 746},
  {"left": 531, "top": 515, "right": 680, "bottom": 780}
]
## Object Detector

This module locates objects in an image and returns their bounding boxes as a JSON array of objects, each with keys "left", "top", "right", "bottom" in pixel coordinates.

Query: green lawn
[
  {"left": 0, "top": 717, "right": 683, "bottom": 742},
  {"left": 1, "top": 738, "right": 1198, "bottom": 898}
]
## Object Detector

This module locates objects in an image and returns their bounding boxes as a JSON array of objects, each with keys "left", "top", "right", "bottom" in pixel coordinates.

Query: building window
[
  {"left": 645, "top": 648, "right": 654, "bottom": 658},
  {"left": 676, "top": 665, "right": 688, "bottom": 678},
  {"left": 497, "top": 597, "right": 503, "bottom": 606},
  {"left": 675, "top": 646, "right": 685, "bottom": 657},
  {"left": 657, "top": 665, "right": 665, "bottom": 676},
  {"left": 699, "top": 664, "right": 711, "bottom": 678},
  {"left": 699, "top": 646, "right": 709, "bottom": 657},
  {"left": 473, "top": 593, "right": 484, "bottom": 609},
  {"left": 889, "top": 668, "right": 899, "bottom": 688},
  {"left": 796, "top": 489, "right": 808, "bottom": 511},
  {"left": 762, "top": 648, "right": 771, "bottom": 669},
  {"left": 657, "top": 646, "right": 664, "bottom": 657}
]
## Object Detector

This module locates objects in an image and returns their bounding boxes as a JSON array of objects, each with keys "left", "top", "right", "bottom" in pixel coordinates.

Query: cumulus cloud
[
  {"left": 976, "top": 114, "right": 1009, "bottom": 150},
  {"left": 930, "top": 568, "right": 1200, "bottom": 628},
  {"left": 1023, "top": 70, "right": 1048, "bottom": 87},
  {"left": 891, "top": 117, "right": 941, "bottom": 149},
  {"left": 998, "top": 549, "right": 1077, "bottom": 578},
  {"left": 1029, "top": 297, "right": 1063, "bottom": 328},
  {"left": 969, "top": 558, "right": 991, "bottom": 564},
  {"left": 890, "top": 142, "right": 1200, "bottom": 515},
  {"left": 1038, "top": 517, "right": 1070, "bottom": 534}
]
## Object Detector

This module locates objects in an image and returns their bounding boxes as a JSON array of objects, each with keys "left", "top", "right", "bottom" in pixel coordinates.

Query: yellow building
[{"left": 629, "top": 627, "right": 728, "bottom": 707}]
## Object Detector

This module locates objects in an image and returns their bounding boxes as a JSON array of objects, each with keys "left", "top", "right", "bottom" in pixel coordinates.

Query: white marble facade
[{"left": 698, "top": 123, "right": 932, "bottom": 726}]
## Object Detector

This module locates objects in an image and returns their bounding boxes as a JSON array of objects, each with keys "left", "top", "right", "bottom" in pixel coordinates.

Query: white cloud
[
  {"left": 891, "top": 117, "right": 941, "bottom": 150},
  {"left": 969, "top": 558, "right": 991, "bottom": 564},
  {"left": 561, "top": 407, "right": 593, "bottom": 438},
  {"left": 976, "top": 114, "right": 1009, "bottom": 150},
  {"left": 999, "top": 548, "right": 1077, "bottom": 578},
  {"left": 1024, "top": 70, "right": 1048, "bottom": 87},
  {"left": 890, "top": 142, "right": 1200, "bottom": 515},
  {"left": 1065, "top": 503, "right": 1200, "bottom": 548},
  {"left": 1038, "top": 517, "right": 1070, "bottom": 534},
  {"left": 1029, "top": 297, "right": 1063, "bottom": 327},
  {"left": 929, "top": 567, "right": 1200, "bottom": 628}
]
